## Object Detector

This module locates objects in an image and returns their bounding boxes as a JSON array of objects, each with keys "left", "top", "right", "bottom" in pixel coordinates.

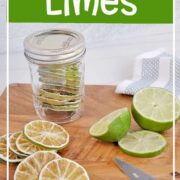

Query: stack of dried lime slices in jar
[{"left": 37, "top": 63, "right": 83, "bottom": 115}]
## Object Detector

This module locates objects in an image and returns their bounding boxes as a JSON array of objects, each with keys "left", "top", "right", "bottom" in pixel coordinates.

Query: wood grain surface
[{"left": 0, "top": 84, "right": 179, "bottom": 180}]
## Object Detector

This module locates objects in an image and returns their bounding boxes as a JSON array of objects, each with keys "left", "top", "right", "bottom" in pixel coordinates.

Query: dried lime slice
[
  {"left": 43, "top": 104, "right": 80, "bottom": 112},
  {"left": 9, "top": 132, "right": 28, "bottom": 157},
  {"left": 24, "top": 120, "right": 69, "bottom": 150},
  {"left": 39, "top": 158, "right": 89, "bottom": 180},
  {"left": 16, "top": 133, "right": 48, "bottom": 155},
  {"left": 39, "top": 89, "right": 81, "bottom": 101},
  {"left": 0, "top": 135, "right": 23, "bottom": 163},
  {"left": 37, "top": 96, "right": 66, "bottom": 106},
  {"left": 39, "top": 66, "right": 81, "bottom": 77},
  {"left": 14, "top": 151, "right": 60, "bottom": 180},
  {"left": 37, "top": 96, "right": 81, "bottom": 106},
  {"left": 39, "top": 77, "right": 81, "bottom": 88},
  {"left": 39, "top": 71, "right": 81, "bottom": 82},
  {"left": 41, "top": 86, "right": 80, "bottom": 94}
]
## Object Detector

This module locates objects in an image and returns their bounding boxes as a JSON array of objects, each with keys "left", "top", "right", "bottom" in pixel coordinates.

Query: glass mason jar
[{"left": 24, "top": 29, "right": 86, "bottom": 124}]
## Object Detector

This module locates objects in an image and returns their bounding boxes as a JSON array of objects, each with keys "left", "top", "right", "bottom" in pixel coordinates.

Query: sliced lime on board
[
  {"left": 39, "top": 158, "right": 89, "bottom": 180},
  {"left": 89, "top": 108, "right": 131, "bottom": 142},
  {"left": 16, "top": 133, "right": 48, "bottom": 155},
  {"left": 132, "top": 87, "right": 180, "bottom": 132},
  {"left": 9, "top": 132, "right": 28, "bottom": 157},
  {"left": 24, "top": 120, "right": 69, "bottom": 150},
  {"left": 14, "top": 151, "right": 60, "bottom": 180},
  {"left": 0, "top": 135, "right": 24, "bottom": 163},
  {"left": 118, "top": 130, "right": 167, "bottom": 157}
]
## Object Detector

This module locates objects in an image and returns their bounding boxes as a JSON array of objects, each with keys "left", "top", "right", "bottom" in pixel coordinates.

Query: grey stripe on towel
[{"left": 125, "top": 57, "right": 160, "bottom": 95}]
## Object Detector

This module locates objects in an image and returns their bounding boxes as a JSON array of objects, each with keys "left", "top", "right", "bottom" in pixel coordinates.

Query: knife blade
[{"left": 114, "top": 158, "right": 156, "bottom": 180}]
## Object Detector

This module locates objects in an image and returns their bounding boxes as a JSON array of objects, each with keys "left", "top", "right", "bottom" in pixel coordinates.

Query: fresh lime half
[
  {"left": 118, "top": 130, "right": 167, "bottom": 157},
  {"left": 89, "top": 108, "right": 131, "bottom": 142},
  {"left": 132, "top": 87, "right": 180, "bottom": 132}
]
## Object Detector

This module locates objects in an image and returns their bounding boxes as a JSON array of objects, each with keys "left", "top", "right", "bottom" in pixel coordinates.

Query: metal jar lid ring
[{"left": 24, "top": 29, "right": 86, "bottom": 64}]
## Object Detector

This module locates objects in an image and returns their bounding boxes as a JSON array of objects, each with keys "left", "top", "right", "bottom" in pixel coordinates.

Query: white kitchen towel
[{"left": 116, "top": 48, "right": 180, "bottom": 99}]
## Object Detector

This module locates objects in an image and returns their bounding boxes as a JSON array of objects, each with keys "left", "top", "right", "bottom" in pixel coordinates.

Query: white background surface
[{"left": 0, "top": 0, "right": 180, "bottom": 94}]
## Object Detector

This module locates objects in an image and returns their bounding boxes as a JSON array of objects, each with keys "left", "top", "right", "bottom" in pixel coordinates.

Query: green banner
[{"left": 9, "top": 0, "right": 173, "bottom": 23}]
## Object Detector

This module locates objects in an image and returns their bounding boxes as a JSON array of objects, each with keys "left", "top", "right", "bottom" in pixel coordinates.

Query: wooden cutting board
[{"left": 0, "top": 84, "right": 179, "bottom": 180}]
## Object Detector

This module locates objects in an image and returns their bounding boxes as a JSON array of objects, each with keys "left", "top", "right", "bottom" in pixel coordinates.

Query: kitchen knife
[{"left": 114, "top": 158, "right": 156, "bottom": 180}]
